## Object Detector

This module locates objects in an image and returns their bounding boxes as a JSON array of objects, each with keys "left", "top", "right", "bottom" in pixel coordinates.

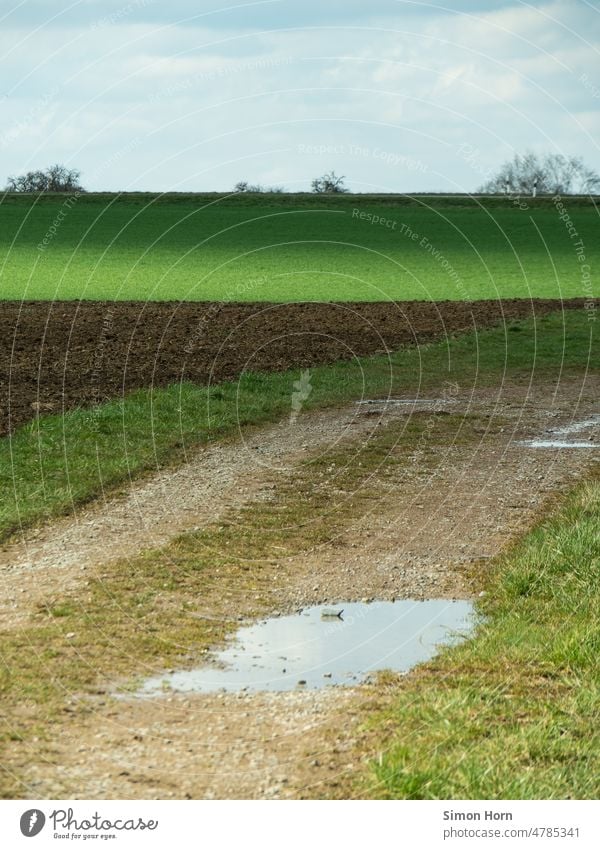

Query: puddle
[
  {"left": 549, "top": 415, "right": 600, "bottom": 437},
  {"left": 357, "top": 399, "right": 450, "bottom": 406},
  {"left": 520, "top": 440, "right": 598, "bottom": 449},
  {"left": 137, "top": 599, "right": 474, "bottom": 696},
  {"left": 519, "top": 414, "right": 599, "bottom": 449}
]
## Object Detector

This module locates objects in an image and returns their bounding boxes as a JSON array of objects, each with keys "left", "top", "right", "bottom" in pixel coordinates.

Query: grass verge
[
  {"left": 363, "top": 470, "right": 600, "bottom": 799},
  {"left": 0, "top": 310, "right": 595, "bottom": 541}
]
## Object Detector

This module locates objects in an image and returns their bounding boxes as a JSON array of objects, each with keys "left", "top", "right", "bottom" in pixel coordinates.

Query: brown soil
[
  {"left": 4, "top": 375, "right": 599, "bottom": 800},
  {"left": 0, "top": 298, "right": 587, "bottom": 436}
]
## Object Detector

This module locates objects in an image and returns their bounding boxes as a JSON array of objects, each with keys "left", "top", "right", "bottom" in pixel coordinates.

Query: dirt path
[
  {"left": 3, "top": 375, "right": 599, "bottom": 799},
  {"left": 1, "top": 400, "right": 456, "bottom": 629}
]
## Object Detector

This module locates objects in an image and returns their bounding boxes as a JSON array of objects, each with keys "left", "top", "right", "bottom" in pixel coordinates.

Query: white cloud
[{"left": 0, "top": 0, "right": 598, "bottom": 191}]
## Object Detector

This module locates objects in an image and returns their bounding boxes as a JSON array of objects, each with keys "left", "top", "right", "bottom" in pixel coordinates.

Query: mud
[{"left": 0, "top": 298, "right": 587, "bottom": 436}]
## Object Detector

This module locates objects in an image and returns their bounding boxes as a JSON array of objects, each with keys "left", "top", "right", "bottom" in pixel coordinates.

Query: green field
[{"left": 0, "top": 193, "right": 597, "bottom": 301}]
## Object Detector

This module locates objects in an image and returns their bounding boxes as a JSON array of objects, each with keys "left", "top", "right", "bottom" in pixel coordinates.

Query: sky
[{"left": 0, "top": 0, "right": 599, "bottom": 192}]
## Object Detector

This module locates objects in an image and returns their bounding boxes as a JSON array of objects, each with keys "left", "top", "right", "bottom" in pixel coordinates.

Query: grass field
[{"left": 0, "top": 193, "right": 597, "bottom": 302}]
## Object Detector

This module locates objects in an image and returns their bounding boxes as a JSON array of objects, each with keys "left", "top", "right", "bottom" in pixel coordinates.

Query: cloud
[
  {"left": 3, "top": 0, "right": 517, "bottom": 30},
  {"left": 0, "top": 0, "right": 598, "bottom": 191}
]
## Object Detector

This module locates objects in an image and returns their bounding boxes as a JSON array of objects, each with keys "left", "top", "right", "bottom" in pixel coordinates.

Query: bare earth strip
[{"left": 1, "top": 375, "right": 599, "bottom": 799}]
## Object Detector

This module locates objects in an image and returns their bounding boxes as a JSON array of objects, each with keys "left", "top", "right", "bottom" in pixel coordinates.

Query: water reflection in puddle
[
  {"left": 139, "top": 599, "right": 474, "bottom": 695},
  {"left": 520, "top": 440, "right": 597, "bottom": 449},
  {"left": 519, "top": 415, "right": 599, "bottom": 449}
]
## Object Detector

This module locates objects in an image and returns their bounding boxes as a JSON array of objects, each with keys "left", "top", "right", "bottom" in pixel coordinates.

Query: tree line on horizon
[{"left": 4, "top": 154, "right": 599, "bottom": 195}]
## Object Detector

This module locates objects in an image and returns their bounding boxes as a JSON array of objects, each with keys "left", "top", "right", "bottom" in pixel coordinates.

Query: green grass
[
  {"left": 0, "top": 309, "right": 595, "bottom": 542},
  {"left": 368, "top": 471, "right": 600, "bottom": 799},
  {"left": 0, "top": 193, "right": 597, "bottom": 301}
]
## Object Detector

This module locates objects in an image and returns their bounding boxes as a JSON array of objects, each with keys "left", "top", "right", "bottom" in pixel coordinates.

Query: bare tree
[
  {"left": 233, "top": 181, "right": 284, "bottom": 193},
  {"left": 311, "top": 170, "right": 349, "bottom": 193},
  {"left": 6, "top": 164, "right": 85, "bottom": 193},
  {"left": 480, "top": 152, "right": 599, "bottom": 195}
]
